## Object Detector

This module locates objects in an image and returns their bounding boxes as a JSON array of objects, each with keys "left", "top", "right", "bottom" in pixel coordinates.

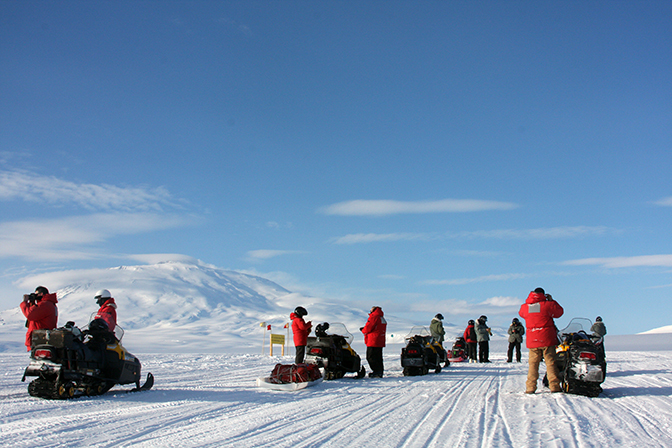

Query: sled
[
  {"left": 256, "top": 376, "right": 323, "bottom": 391},
  {"left": 256, "top": 363, "right": 323, "bottom": 391},
  {"left": 447, "top": 355, "right": 468, "bottom": 362}
]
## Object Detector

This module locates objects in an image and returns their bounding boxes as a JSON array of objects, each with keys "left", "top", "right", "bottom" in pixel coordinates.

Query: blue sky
[{"left": 1, "top": 1, "right": 671, "bottom": 335}]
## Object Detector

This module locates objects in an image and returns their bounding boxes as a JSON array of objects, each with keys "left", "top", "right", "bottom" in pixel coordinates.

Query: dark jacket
[{"left": 508, "top": 322, "right": 525, "bottom": 343}]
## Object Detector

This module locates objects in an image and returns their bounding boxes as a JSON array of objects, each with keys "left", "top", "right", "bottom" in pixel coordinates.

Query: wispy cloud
[
  {"left": 653, "top": 197, "right": 672, "bottom": 207},
  {"left": 422, "top": 273, "right": 529, "bottom": 286},
  {"left": 563, "top": 255, "right": 672, "bottom": 268},
  {"left": 332, "top": 226, "right": 614, "bottom": 245},
  {"left": 451, "top": 226, "right": 613, "bottom": 240},
  {"left": 320, "top": 199, "right": 518, "bottom": 217},
  {"left": 408, "top": 296, "right": 520, "bottom": 316},
  {"left": 332, "top": 233, "right": 435, "bottom": 245},
  {"left": 0, "top": 213, "right": 192, "bottom": 261},
  {"left": 0, "top": 170, "right": 183, "bottom": 211},
  {"left": 0, "top": 170, "right": 196, "bottom": 262},
  {"left": 246, "top": 250, "right": 306, "bottom": 261}
]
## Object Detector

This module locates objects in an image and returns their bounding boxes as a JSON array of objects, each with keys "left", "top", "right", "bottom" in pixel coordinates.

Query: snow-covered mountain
[{"left": 0, "top": 260, "right": 423, "bottom": 352}]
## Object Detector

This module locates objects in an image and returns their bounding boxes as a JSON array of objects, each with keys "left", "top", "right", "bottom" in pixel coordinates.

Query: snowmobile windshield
[
  {"left": 405, "top": 326, "right": 431, "bottom": 341},
  {"left": 557, "top": 317, "right": 603, "bottom": 344},
  {"left": 85, "top": 312, "right": 124, "bottom": 341},
  {"left": 559, "top": 318, "right": 592, "bottom": 336},
  {"left": 322, "top": 323, "right": 353, "bottom": 345}
]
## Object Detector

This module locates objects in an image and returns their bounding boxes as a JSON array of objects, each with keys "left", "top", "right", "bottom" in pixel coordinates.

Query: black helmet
[
  {"left": 435, "top": 313, "right": 444, "bottom": 320},
  {"left": 595, "top": 316, "right": 602, "bottom": 322},
  {"left": 512, "top": 318, "right": 520, "bottom": 324},
  {"left": 88, "top": 318, "right": 109, "bottom": 333},
  {"left": 294, "top": 306, "right": 308, "bottom": 317},
  {"left": 468, "top": 319, "right": 475, "bottom": 325},
  {"left": 479, "top": 315, "right": 488, "bottom": 321}
]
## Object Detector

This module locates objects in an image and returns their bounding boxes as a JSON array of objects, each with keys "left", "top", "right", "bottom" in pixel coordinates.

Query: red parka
[
  {"left": 94, "top": 298, "right": 117, "bottom": 332},
  {"left": 362, "top": 307, "right": 387, "bottom": 348},
  {"left": 463, "top": 323, "right": 477, "bottom": 344},
  {"left": 20, "top": 293, "right": 58, "bottom": 351},
  {"left": 290, "top": 312, "right": 312, "bottom": 346},
  {"left": 518, "top": 291, "right": 564, "bottom": 348}
]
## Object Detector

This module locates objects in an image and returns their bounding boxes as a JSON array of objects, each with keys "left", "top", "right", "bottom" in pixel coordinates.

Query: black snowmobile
[
  {"left": 543, "top": 317, "right": 606, "bottom": 397},
  {"left": 305, "top": 322, "right": 366, "bottom": 380},
  {"left": 22, "top": 319, "right": 154, "bottom": 399},
  {"left": 401, "top": 326, "right": 449, "bottom": 376}
]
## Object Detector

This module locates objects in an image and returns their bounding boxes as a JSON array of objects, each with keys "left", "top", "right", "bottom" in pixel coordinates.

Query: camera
[{"left": 24, "top": 292, "right": 39, "bottom": 304}]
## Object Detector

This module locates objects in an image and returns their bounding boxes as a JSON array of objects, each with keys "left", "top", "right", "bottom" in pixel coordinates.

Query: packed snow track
[{"left": 2, "top": 350, "right": 672, "bottom": 447}]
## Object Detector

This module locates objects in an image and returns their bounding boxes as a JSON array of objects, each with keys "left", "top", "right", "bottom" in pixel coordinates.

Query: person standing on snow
[
  {"left": 290, "top": 306, "right": 312, "bottom": 364},
  {"left": 463, "top": 320, "right": 477, "bottom": 363},
  {"left": 361, "top": 306, "right": 387, "bottom": 378},
  {"left": 518, "top": 287, "right": 564, "bottom": 394},
  {"left": 591, "top": 316, "right": 607, "bottom": 338},
  {"left": 590, "top": 316, "right": 607, "bottom": 359},
  {"left": 429, "top": 313, "right": 446, "bottom": 345},
  {"left": 475, "top": 315, "right": 492, "bottom": 363},
  {"left": 20, "top": 286, "right": 58, "bottom": 351},
  {"left": 93, "top": 289, "right": 117, "bottom": 333},
  {"left": 507, "top": 318, "right": 525, "bottom": 362}
]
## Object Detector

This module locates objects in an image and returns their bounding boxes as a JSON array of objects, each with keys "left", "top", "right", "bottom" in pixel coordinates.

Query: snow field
[{"left": 2, "top": 349, "right": 672, "bottom": 448}]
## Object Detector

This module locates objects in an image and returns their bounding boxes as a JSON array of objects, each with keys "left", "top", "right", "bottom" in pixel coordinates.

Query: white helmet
[
  {"left": 95, "top": 289, "right": 112, "bottom": 299},
  {"left": 95, "top": 289, "right": 111, "bottom": 306}
]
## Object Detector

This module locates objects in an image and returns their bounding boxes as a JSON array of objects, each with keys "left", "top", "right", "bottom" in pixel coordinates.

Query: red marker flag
[
  {"left": 267, "top": 324, "right": 271, "bottom": 331},
  {"left": 284, "top": 323, "right": 289, "bottom": 329}
]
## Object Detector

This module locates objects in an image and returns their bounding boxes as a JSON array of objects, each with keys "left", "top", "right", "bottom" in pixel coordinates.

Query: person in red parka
[
  {"left": 20, "top": 286, "right": 58, "bottom": 351},
  {"left": 519, "top": 287, "right": 564, "bottom": 394},
  {"left": 463, "top": 319, "right": 478, "bottom": 363},
  {"left": 290, "top": 306, "right": 312, "bottom": 364},
  {"left": 93, "top": 289, "right": 118, "bottom": 333},
  {"left": 361, "top": 306, "right": 387, "bottom": 378}
]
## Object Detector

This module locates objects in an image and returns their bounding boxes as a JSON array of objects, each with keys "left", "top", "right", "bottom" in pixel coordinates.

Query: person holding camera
[
  {"left": 519, "top": 287, "right": 564, "bottom": 394},
  {"left": 507, "top": 317, "right": 525, "bottom": 362},
  {"left": 19, "top": 286, "right": 58, "bottom": 351}
]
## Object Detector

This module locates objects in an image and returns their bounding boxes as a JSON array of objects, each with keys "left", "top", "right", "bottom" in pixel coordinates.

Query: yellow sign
[{"left": 270, "top": 334, "right": 285, "bottom": 345}]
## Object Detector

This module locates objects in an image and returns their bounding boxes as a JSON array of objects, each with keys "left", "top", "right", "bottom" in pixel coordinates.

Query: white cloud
[
  {"left": 653, "top": 197, "right": 672, "bottom": 207},
  {"left": 453, "top": 226, "right": 613, "bottom": 240},
  {"left": 0, "top": 170, "right": 182, "bottom": 212},
  {"left": 407, "top": 296, "right": 521, "bottom": 316},
  {"left": 422, "top": 273, "right": 529, "bottom": 286},
  {"left": 246, "top": 250, "right": 305, "bottom": 261},
  {"left": 320, "top": 199, "right": 518, "bottom": 216},
  {"left": 0, "top": 213, "right": 192, "bottom": 261},
  {"left": 332, "top": 226, "right": 612, "bottom": 245},
  {"left": 564, "top": 254, "right": 672, "bottom": 268},
  {"left": 332, "top": 232, "right": 434, "bottom": 245}
]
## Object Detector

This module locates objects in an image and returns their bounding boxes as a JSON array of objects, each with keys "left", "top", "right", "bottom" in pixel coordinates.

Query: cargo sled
[{"left": 257, "top": 363, "right": 322, "bottom": 391}]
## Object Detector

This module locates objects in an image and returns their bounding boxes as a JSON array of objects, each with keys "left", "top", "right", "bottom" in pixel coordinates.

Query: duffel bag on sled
[{"left": 257, "top": 363, "right": 322, "bottom": 391}]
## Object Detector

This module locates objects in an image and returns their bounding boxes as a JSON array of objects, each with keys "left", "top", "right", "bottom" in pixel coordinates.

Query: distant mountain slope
[{"left": 0, "top": 261, "right": 377, "bottom": 352}]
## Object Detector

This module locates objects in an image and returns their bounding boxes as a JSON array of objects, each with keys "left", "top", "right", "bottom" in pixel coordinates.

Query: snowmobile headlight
[
  {"left": 579, "top": 352, "right": 597, "bottom": 360},
  {"left": 34, "top": 348, "right": 53, "bottom": 359}
]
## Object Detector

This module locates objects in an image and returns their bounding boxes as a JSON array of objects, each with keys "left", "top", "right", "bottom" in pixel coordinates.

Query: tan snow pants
[{"left": 526, "top": 346, "right": 561, "bottom": 393}]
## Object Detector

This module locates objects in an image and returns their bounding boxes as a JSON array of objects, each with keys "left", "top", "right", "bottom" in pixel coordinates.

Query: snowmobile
[
  {"left": 22, "top": 319, "right": 154, "bottom": 399},
  {"left": 448, "top": 336, "right": 468, "bottom": 362},
  {"left": 305, "top": 322, "right": 366, "bottom": 380},
  {"left": 543, "top": 317, "right": 606, "bottom": 397},
  {"left": 401, "top": 326, "right": 449, "bottom": 376}
]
